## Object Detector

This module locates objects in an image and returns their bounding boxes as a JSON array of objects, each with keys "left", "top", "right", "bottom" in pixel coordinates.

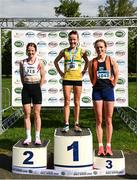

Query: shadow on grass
[{"left": 0, "top": 154, "right": 12, "bottom": 171}]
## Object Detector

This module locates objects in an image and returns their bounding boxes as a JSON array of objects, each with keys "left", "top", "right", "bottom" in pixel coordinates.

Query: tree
[
  {"left": 98, "top": 0, "right": 137, "bottom": 73},
  {"left": 54, "top": 0, "right": 81, "bottom": 17},
  {"left": 2, "top": 30, "right": 11, "bottom": 76},
  {"left": 98, "top": 0, "right": 137, "bottom": 17}
]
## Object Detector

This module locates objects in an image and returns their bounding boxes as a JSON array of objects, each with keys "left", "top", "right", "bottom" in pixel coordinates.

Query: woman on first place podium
[
  {"left": 20, "top": 42, "right": 45, "bottom": 145},
  {"left": 54, "top": 30, "right": 89, "bottom": 133},
  {"left": 88, "top": 39, "right": 119, "bottom": 156}
]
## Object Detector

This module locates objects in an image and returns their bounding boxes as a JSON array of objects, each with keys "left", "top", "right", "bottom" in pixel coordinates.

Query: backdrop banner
[{"left": 12, "top": 28, "right": 128, "bottom": 107}]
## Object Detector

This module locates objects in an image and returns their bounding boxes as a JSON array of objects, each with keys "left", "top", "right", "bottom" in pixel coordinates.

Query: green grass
[{"left": 0, "top": 77, "right": 137, "bottom": 154}]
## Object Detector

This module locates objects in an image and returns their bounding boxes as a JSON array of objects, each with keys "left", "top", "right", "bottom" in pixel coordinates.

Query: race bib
[
  {"left": 97, "top": 70, "right": 110, "bottom": 79},
  {"left": 66, "top": 62, "right": 78, "bottom": 71}
]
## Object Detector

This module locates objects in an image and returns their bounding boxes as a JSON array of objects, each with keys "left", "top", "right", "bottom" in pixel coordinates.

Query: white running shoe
[
  {"left": 23, "top": 138, "right": 31, "bottom": 145},
  {"left": 35, "top": 139, "right": 42, "bottom": 145},
  {"left": 62, "top": 125, "right": 69, "bottom": 133}
]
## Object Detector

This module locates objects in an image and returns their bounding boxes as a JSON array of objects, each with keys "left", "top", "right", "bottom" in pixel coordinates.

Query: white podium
[
  {"left": 54, "top": 128, "right": 93, "bottom": 172},
  {"left": 12, "top": 139, "right": 50, "bottom": 174},
  {"left": 93, "top": 150, "right": 125, "bottom": 175}
]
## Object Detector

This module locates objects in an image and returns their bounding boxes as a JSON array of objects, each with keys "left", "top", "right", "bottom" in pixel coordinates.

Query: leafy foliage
[{"left": 54, "top": 0, "right": 81, "bottom": 17}]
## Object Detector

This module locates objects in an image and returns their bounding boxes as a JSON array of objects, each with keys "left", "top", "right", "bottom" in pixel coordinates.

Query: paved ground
[{"left": 0, "top": 151, "right": 137, "bottom": 179}]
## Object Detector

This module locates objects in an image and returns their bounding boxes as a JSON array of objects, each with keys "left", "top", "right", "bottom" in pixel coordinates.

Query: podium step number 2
[{"left": 12, "top": 139, "right": 50, "bottom": 174}]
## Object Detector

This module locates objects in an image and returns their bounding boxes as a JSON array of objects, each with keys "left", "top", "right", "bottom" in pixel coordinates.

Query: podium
[
  {"left": 93, "top": 150, "right": 125, "bottom": 175},
  {"left": 12, "top": 129, "right": 125, "bottom": 177},
  {"left": 12, "top": 139, "right": 50, "bottom": 174},
  {"left": 54, "top": 128, "right": 93, "bottom": 172}
]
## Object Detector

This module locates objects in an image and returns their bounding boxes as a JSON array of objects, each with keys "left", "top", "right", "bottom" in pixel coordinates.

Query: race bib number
[
  {"left": 66, "top": 62, "right": 78, "bottom": 71},
  {"left": 97, "top": 70, "right": 110, "bottom": 79}
]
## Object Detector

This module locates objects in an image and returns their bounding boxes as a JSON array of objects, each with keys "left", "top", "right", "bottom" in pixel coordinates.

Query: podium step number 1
[{"left": 54, "top": 128, "right": 93, "bottom": 171}]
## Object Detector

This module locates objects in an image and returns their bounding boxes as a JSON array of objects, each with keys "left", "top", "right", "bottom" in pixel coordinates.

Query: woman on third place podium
[
  {"left": 88, "top": 39, "right": 119, "bottom": 156},
  {"left": 54, "top": 30, "right": 89, "bottom": 133},
  {"left": 20, "top": 42, "right": 45, "bottom": 145}
]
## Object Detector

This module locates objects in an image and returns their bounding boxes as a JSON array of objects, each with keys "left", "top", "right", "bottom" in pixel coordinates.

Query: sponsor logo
[
  {"left": 25, "top": 31, "right": 35, "bottom": 38},
  {"left": 14, "top": 32, "right": 24, "bottom": 38},
  {"left": 37, "top": 32, "right": 47, "bottom": 38},
  {"left": 115, "top": 30, "right": 125, "bottom": 37},
  {"left": 14, "top": 51, "right": 24, "bottom": 57},
  {"left": 59, "top": 79, "right": 63, "bottom": 84},
  {"left": 117, "top": 78, "right": 126, "bottom": 84},
  {"left": 48, "top": 32, "right": 58, "bottom": 38},
  {"left": 14, "top": 70, "right": 20, "bottom": 74},
  {"left": 38, "top": 51, "right": 46, "bottom": 57},
  {"left": 14, "top": 87, "right": 22, "bottom": 94},
  {"left": 59, "top": 60, "right": 64, "bottom": 66},
  {"left": 48, "top": 97, "right": 58, "bottom": 103},
  {"left": 81, "top": 31, "right": 91, "bottom": 38},
  {"left": 37, "top": 41, "right": 46, "bottom": 48},
  {"left": 86, "top": 49, "right": 91, "bottom": 56},
  {"left": 104, "top": 31, "right": 114, "bottom": 38},
  {"left": 115, "top": 88, "right": 126, "bottom": 94},
  {"left": 48, "top": 88, "right": 58, "bottom": 94},
  {"left": 48, "top": 41, "right": 58, "bottom": 48},
  {"left": 48, "top": 78, "right": 58, "bottom": 85},
  {"left": 115, "top": 41, "right": 125, "bottom": 47},
  {"left": 82, "top": 96, "right": 91, "bottom": 103},
  {"left": 59, "top": 32, "right": 68, "bottom": 38},
  {"left": 116, "top": 98, "right": 126, "bottom": 103},
  {"left": 41, "top": 88, "right": 46, "bottom": 92},
  {"left": 41, "top": 59, "right": 47, "bottom": 66},
  {"left": 14, "top": 40, "right": 24, "bottom": 48},
  {"left": 15, "top": 97, "right": 22, "bottom": 102},
  {"left": 93, "top": 31, "right": 103, "bottom": 38},
  {"left": 48, "top": 51, "right": 58, "bottom": 57},
  {"left": 14, "top": 79, "right": 21, "bottom": 84},
  {"left": 115, "top": 50, "right": 126, "bottom": 57},
  {"left": 59, "top": 97, "right": 64, "bottom": 103},
  {"left": 116, "top": 59, "right": 125, "bottom": 65},
  {"left": 59, "top": 41, "right": 69, "bottom": 48},
  {"left": 106, "top": 50, "right": 114, "bottom": 56},
  {"left": 48, "top": 69, "right": 57, "bottom": 75},
  {"left": 106, "top": 41, "right": 114, "bottom": 47},
  {"left": 81, "top": 42, "right": 91, "bottom": 47},
  {"left": 14, "top": 60, "right": 20, "bottom": 65},
  {"left": 83, "top": 78, "right": 90, "bottom": 84},
  {"left": 82, "top": 88, "right": 91, "bottom": 93}
]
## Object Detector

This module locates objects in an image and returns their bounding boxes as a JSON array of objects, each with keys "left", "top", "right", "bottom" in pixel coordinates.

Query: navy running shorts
[
  {"left": 22, "top": 83, "right": 42, "bottom": 105},
  {"left": 63, "top": 80, "right": 82, "bottom": 86},
  {"left": 92, "top": 87, "right": 114, "bottom": 101}
]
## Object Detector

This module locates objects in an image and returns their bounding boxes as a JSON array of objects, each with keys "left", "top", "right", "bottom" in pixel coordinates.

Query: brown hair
[
  {"left": 26, "top": 42, "right": 37, "bottom": 51},
  {"left": 68, "top": 30, "right": 79, "bottom": 39},
  {"left": 94, "top": 39, "right": 107, "bottom": 48}
]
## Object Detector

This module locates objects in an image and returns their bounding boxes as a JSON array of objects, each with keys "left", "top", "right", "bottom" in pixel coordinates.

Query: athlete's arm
[
  {"left": 88, "top": 60, "right": 93, "bottom": 84},
  {"left": 54, "top": 50, "right": 64, "bottom": 77},
  {"left": 40, "top": 60, "right": 46, "bottom": 87},
  {"left": 82, "top": 49, "right": 89, "bottom": 76},
  {"left": 111, "top": 58, "right": 119, "bottom": 86},
  {"left": 19, "top": 60, "right": 24, "bottom": 84}
]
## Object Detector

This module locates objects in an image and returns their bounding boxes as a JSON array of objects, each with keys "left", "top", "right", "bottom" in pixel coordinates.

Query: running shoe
[
  {"left": 74, "top": 124, "right": 82, "bottom": 132},
  {"left": 62, "top": 125, "right": 69, "bottom": 133},
  {"left": 97, "top": 146, "right": 105, "bottom": 156},
  {"left": 23, "top": 138, "right": 31, "bottom": 145},
  {"left": 35, "top": 139, "right": 42, "bottom": 145},
  {"left": 105, "top": 146, "right": 113, "bottom": 156}
]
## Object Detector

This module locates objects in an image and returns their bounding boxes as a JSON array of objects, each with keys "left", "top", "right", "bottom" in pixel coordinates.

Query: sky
[
  {"left": 0, "top": 0, "right": 137, "bottom": 18},
  {"left": 0, "top": 0, "right": 133, "bottom": 18}
]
